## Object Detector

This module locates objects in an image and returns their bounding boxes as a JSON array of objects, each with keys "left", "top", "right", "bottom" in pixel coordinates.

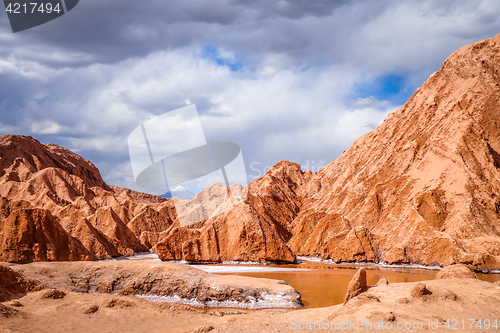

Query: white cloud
[{"left": 30, "top": 120, "right": 62, "bottom": 134}]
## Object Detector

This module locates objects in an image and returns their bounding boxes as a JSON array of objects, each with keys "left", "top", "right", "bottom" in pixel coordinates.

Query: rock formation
[
  {"left": 0, "top": 134, "right": 174, "bottom": 262},
  {"left": 0, "top": 265, "right": 42, "bottom": 302},
  {"left": 285, "top": 33, "right": 500, "bottom": 270},
  {"left": 435, "top": 264, "right": 478, "bottom": 279},
  {"left": 9, "top": 261, "right": 303, "bottom": 308},
  {"left": 157, "top": 34, "right": 500, "bottom": 269},
  {"left": 344, "top": 268, "right": 367, "bottom": 303},
  {"left": 3, "top": 34, "right": 500, "bottom": 269},
  {"left": 154, "top": 163, "right": 308, "bottom": 263},
  {"left": 0, "top": 136, "right": 300, "bottom": 263}
]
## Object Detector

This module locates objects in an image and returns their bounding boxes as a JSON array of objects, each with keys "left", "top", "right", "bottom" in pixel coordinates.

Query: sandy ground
[{"left": 1, "top": 263, "right": 500, "bottom": 333}]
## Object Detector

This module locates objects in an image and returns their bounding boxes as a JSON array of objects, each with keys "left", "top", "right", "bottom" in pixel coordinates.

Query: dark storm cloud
[
  {"left": 0, "top": 0, "right": 355, "bottom": 68},
  {"left": 0, "top": 0, "right": 241, "bottom": 67},
  {"left": 1, "top": 0, "right": 496, "bottom": 73},
  {"left": 229, "top": 0, "right": 351, "bottom": 19}
]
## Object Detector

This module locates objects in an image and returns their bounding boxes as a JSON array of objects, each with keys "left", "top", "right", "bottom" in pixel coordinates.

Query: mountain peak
[{"left": 291, "top": 33, "right": 500, "bottom": 270}]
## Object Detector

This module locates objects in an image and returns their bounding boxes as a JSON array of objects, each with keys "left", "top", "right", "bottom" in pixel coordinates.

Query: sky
[{"left": 0, "top": 0, "right": 499, "bottom": 194}]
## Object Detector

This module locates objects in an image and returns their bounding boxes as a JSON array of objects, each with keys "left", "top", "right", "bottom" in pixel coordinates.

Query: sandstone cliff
[
  {"left": 287, "top": 34, "right": 500, "bottom": 271},
  {"left": 0, "top": 135, "right": 174, "bottom": 262},
  {"left": 0, "top": 136, "right": 300, "bottom": 263},
  {"left": 154, "top": 163, "right": 309, "bottom": 263},
  {"left": 157, "top": 33, "right": 500, "bottom": 270}
]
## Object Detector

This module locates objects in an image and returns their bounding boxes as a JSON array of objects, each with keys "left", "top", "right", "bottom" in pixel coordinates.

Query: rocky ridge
[
  {"left": 0, "top": 135, "right": 301, "bottom": 263},
  {"left": 0, "top": 134, "right": 175, "bottom": 262}
]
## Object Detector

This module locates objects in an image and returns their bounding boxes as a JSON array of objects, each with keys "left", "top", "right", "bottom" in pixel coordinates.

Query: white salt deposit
[{"left": 136, "top": 290, "right": 301, "bottom": 309}]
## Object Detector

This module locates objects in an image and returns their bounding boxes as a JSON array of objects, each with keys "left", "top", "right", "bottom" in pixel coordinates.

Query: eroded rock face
[
  {"left": 154, "top": 162, "right": 308, "bottom": 263},
  {"left": 0, "top": 265, "right": 42, "bottom": 302},
  {"left": 0, "top": 136, "right": 302, "bottom": 263},
  {"left": 165, "top": 34, "right": 500, "bottom": 268},
  {"left": 284, "top": 34, "right": 500, "bottom": 271},
  {"left": 0, "top": 135, "right": 173, "bottom": 262}
]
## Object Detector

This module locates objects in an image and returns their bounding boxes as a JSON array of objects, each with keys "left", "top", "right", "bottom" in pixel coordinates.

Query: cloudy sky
[{"left": 0, "top": 0, "right": 499, "bottom": 194}]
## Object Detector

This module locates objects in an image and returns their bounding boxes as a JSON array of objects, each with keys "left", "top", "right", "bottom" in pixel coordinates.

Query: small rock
[
  {"left": 96, "top": 281, "right": 114, "bottom": 293},
  {"left": 0, "top": 304, "right": 18, "bottom": 318},
  {"left": 384, "top": 312, "right": 396, "bottom": 322},
  {"left": 213, "top": 309, "right": 223, "bottom": 317},
  {"left": 194, "top": 325, "right": 214, "bottom": 333},
  {"left": 344, "top": 268, "right": 367, "bottom": 304},
  {"left": 83, "top": 305, "right": 99, "bottom": 314},
  {"left": 377, "top": 278, "right": 388, "bottom": 285},
  {"left": 8, "top": 301, "right": 23, "bottom": 307},
  {"left": 41, "top": 289, "right": 66, "bottom": 299},
  {"left": 435, "top": 264, "right": 478, "bottom": 280},
  {"left": 439, "top": 289, "right": 458, "bottom": 301},
  {"left": 410, "top": 283, "right": 432, "bottom": 298},
  {"left": 104, "top": 299, "right": 133, "bottom": 308}
]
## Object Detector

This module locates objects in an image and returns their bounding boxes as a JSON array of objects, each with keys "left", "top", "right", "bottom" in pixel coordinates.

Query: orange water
[
  {"left": 220, "top": 261, "right": 500, "bottom": 309},
  {"left": 124, "top": 254, "right": 500, "bottom": 309}
]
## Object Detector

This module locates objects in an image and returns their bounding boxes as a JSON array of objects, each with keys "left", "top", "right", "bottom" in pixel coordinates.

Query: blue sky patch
[
  {"left": 354, "top": 74, "right": 414, "bottom": 105},
  {"left": 201, "top": 45, "right": 243, "bottom": 72}
]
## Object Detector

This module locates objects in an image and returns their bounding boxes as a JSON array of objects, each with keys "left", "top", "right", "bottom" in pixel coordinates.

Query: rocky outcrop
[
  {"left": 0, "top": 205, "right": 92, "bottom": 262},
  {"left": 154, "top": 162, "right": 309, "bottom": 263},
  {"left": 0, "top": 265, "right": 42, "bottom": 302},
  {"left": 344, "top": 268, "right": 367, "bottom": 303},
  {"left": 435, "top": 264, "right": 478, "bottom": 280},
  {"left": 159, "top": 33, "right": 500, "bottom": 268},
  {"left": 3, "top": 34, "right": 500, "bottom": 268},
  {"left": 157, "top": 34, "right": 500, "bottom": 268},
  {"left": 8, "top": 261, "right": 302, "bottom": 308},
  {"left": 0, "top": 136, "right": 301, "bottom": 263}
]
